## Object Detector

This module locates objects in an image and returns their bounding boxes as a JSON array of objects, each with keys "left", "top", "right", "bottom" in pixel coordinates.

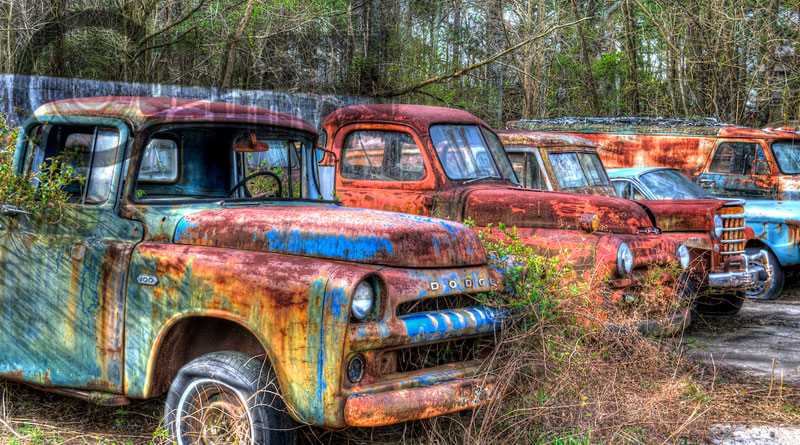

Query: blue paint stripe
[{"left": 400, "top": 307, "right": 504, "bottom": 342}]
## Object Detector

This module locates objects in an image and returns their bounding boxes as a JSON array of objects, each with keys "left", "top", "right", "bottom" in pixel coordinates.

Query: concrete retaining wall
[{"left": 0, "top": 74, "right": 377, "bottom": 130}]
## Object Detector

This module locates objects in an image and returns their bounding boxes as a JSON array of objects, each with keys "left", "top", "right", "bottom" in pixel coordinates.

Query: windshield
[
  {"left": 430, "top": 124, "right": 502, "bottom": 181},
  {"left": 134, "top": 125, "right": 317, "bottom": 202},
  {"left": 549, "top": 152, "right": 610, "bottom": 189},
  {"left": 772, "top": 139, "right": 800, "bottom": 174},
  {"left": 639, "top": 169, "right": 714, "bottom": 199}
]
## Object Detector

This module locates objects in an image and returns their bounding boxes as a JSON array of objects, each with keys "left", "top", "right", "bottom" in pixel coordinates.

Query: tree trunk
[
  {"left": 570, "top": 0, "right": 601, "bottom": 115},
  {"left": 487, "top": 0, "right": 504, "bottom": 124},
  {"left": 50, "top": 0, "right": 67, "bottom": 77},
  {"left": 220, "top": 0, "right": 257, "bottom": 89},
  {"left": 623, "top": 0, "right": 639, "bottom": 114}
]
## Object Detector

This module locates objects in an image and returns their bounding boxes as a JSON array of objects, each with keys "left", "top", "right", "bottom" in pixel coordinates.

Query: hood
[
  {"left": 638, "top": 199, "right": 732, "bottom": 232},
  {"left": 173, "top": 206, "right": 486, "bottom": 268},
  {"left": 462, "top": 187, "right": 654, "bottom": 234}
]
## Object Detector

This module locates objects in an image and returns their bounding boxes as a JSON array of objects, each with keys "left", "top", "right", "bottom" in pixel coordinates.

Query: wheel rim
[
  {"left": 176, "top": 379, "right": 254, "bottom": 445},
  {"left": 745, "top": 259, "right": 770, "bottom": 299}
]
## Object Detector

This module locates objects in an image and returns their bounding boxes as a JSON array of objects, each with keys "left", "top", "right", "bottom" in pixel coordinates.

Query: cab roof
[
  {"left": 33, "top": 96, "right": 318, "bottom": 135},
  {"left": 496, "top": 129, "right": 596, "bottom": 149},
  {"left": 606, "top": 167, "right": 671, "bottom": 179},
  {"left": 323, "top": 104, "right": 488, "bottom": 138}
]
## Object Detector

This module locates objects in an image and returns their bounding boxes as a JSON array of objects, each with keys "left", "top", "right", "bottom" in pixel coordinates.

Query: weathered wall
[{"left": 0, "top": 74, "right": 377, "bottom": 130}]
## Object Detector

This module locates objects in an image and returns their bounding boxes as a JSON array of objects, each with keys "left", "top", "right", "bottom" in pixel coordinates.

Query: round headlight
[
  {"left": 676, "top": 244, "right": 690, "bottom": 270},
  {"left": 351, "top": 280, "right": 376, "bottom": 321},
  {"left": 712, "top": 214, "right": 724, "bottom": 239},
  {"left": 617, "top": 242, "right": 634, "bottom": 276}
]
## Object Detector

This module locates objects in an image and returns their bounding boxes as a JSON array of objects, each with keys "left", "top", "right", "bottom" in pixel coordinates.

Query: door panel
[{"left": 0, "top": 119, "right": 141, "bottom": 392}]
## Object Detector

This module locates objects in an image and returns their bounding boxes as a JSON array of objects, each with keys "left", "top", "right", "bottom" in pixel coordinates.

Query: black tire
[
  {"left": 694, "top": 290, "right": 745, "bottom": 315},
  {"left": 745, "top": 247, "right": 784, "bottom": 300},
  {"left": 164, "top": 351, "right": 297, "bottom": 445}
]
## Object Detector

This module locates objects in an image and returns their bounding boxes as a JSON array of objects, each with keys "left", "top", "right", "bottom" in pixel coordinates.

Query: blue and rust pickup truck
[
  {"left": 607, "top": 167, "right": 792, "bottom": 301},
  {"left": 0, "top": 97, "right": 505, "bottom": 444}
]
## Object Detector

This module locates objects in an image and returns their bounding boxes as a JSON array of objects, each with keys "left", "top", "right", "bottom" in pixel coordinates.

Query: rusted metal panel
[{"left": 343, "top": 377, "right": 497, "bottom": 427}]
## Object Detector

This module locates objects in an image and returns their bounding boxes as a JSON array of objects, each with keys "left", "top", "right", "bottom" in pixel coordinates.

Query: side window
[
  {"left": 27, "top": 125, "right": 120, "bottom": 204},
  {"left": 612, "top": 180, "right": 630, "bottom": 199},
  {"left": 709, "top": 142, "right": 760, "bottom": 175},
  {"left": 341, "top": 130, "right": 424, "bottom": 181},
  {"left": 631, "top": 184, "right": 646, "bottom": 200}
]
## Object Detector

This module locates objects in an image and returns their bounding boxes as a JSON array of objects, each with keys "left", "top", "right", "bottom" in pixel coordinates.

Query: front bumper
[
  {"left": 344, "top": 376, "right": 497, "bottom": 427},
  {"left": 708, "top": 250, "right": 772, "bottom": 290}
]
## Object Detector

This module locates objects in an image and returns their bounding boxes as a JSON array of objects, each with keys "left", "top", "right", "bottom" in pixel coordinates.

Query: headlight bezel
[
  {"left": 712, "top": 214, "right": 724, "bottom": 239},
  {"left": 351, "top": 277, "right": 379, "bottom": 321},
  {"left": 616, "top": 242, "right": 634, "bottom": 276}
]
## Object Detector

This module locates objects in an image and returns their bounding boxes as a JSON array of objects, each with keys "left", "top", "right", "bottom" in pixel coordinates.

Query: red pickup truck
[{"left": 319, "top": 104, "right": 736, "bottom": 332}]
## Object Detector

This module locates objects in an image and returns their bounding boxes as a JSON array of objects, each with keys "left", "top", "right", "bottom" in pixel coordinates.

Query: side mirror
[
  {"left": 316, "top": 147, "right": 338, "bottom": 164},
  {"left": 752, "top": 159, "right": 771, "bottom": 176}
]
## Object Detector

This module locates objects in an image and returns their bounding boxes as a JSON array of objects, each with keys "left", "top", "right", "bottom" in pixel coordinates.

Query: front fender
[{"left": 123, "top": 242, "right": 376, "bottom": 426}]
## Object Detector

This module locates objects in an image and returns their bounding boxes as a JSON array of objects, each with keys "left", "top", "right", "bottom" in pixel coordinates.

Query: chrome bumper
[{"left": 708, "top": 250, "right": 772, "bottom": 289}]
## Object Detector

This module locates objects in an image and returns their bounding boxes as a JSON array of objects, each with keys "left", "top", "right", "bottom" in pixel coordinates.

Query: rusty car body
[
  {"left": 608, "top": 167, "right": 791, "bottom": 300},
  {"left": 0, "top": 97, "right": 507, "bottom": 443},
  {"left": 498, "top": 129, "right": 772, "bottom": 307},
  {"left": 320, "top": 104, "right": 708, "bottom": 333},
  {"left": 506, "top": 118, "right": 800, "bottom": 201}
]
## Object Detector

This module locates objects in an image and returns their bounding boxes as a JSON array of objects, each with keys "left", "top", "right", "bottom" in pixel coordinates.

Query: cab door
[
  {"left": 0, "top": 117, "right": 142, "bottom": 393},
  {"left": 698, "top": 139, "right": 777, "bottom": 198},
  {"left": 333, "top": 124, "right": 438, "bottom": 216}
]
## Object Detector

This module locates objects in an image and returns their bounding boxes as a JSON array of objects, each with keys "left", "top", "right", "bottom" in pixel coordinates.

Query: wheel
[
  {"left": 694, "top": 290, "right": 745, "bottom": 315},
  {"left": 165, "top": 351, "right": 297, "bottom": 445},
  {"left": 745, "top": 247, "right": 784, "bottom": 300}
]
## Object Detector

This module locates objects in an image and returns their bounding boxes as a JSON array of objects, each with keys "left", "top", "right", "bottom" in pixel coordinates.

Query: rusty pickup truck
[
  {"left": 498, "top": 130, "right": 772, "bottom": 307},
  {"left": 506, "top": 117, "right": 800, "bottom": 200},
  {"left": 321, "top": 104, "right": 705, "bottom": 333},
  {"left": 0, "top": 97, "right": 506, "bottom": 444}
]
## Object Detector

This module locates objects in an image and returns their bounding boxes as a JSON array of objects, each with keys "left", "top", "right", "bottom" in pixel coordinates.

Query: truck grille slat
[{"left": 719, "top": 207, "right": 746, "bottom": 256}]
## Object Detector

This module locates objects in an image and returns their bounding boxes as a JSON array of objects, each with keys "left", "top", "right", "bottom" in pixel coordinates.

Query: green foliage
[{"left": 0, "top": 117, "right": 77, "bottom": 222}]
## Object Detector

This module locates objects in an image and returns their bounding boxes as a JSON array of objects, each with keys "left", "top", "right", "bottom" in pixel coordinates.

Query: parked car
[
  {"left": 506, "top": 117, "right": 800, "bottom": 200},
  {"left": 608, "top": 167, "right": 787, "bottom": 300},
  {"left": 320, "top": 104, "right": 718, "bottom": 332},
  {"left": 0, "top": 97, "right": 507, "bottom": 444},
  {"left": 498, "top": 129, "right": 771, "bottom": 312}
]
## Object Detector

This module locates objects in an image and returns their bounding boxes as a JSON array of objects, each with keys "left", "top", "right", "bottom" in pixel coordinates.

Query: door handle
[
  {"left": 698, "top": 179, "right": 714, "bottom": 187},
  {"left": 1, "top": 204, "right": 31, "bottom": 216}
]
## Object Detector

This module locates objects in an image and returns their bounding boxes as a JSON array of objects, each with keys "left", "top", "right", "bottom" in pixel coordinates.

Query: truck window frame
[
  {"left": 334, "top": 123, "right": 435, "bottom": 189},
  {"left": 708, "top": 139, "right": 773, "bottom": 176}
]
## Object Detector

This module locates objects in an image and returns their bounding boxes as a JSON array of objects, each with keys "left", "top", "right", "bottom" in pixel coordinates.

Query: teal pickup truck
[{"left": 0, "top": 97, "right": 505, "bottom": 444}]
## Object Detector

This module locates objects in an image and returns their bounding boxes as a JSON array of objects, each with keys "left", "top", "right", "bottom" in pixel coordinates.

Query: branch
[
  {"left": 137, "top": 0, "right": 210, "bottom": 46},
  {"left": 376, "top": 17, "right": 590, "bottom": 97},
  {"left": 131, "top": 25, "right": 198, "bottom": 61}
]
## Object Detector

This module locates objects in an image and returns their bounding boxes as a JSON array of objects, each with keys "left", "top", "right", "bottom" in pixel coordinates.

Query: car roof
[
  {"left": 323, "top": 104, "right": 488, "bottom": 138},
  {"left": 606, "top": 167, "right": 669, "bottom": 179},
  {"left": 496, "top": 129, "right": 596, "bottom": 149},
  {"left": 33, "top": 96, "right": 318, "bottom": 135}
]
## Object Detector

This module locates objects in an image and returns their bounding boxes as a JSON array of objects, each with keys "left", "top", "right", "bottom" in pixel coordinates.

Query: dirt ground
[{"left": 687, "top": 278, "right": 800, "bottom": 383}]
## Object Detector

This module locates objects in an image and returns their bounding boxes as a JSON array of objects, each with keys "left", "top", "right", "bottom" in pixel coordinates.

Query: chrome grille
[{"left": 720, "top": 209, "right": 746, "bottom": 256}]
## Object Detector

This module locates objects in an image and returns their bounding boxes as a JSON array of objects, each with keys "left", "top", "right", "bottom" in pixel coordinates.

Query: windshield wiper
[{"left": 463, "top": 175, "right": 503, "bottom": 184}]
